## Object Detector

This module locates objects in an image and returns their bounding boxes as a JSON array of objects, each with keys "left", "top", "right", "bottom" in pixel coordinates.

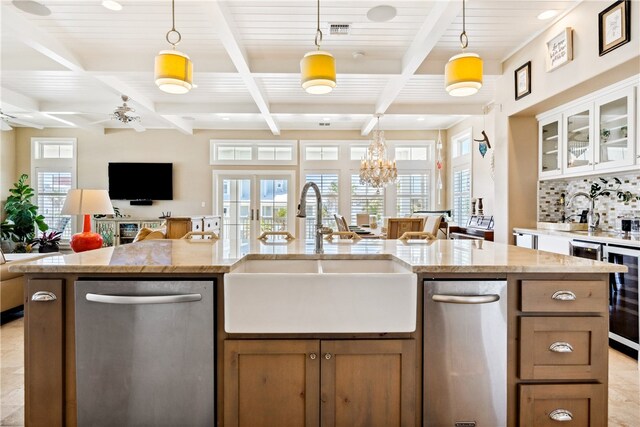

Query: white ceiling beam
[
  {"left": 2, "top": 6, "right": 84, "bottom": 72},
  {"left": 207, "top": 1, "right": 280, "bottom": 135},
  {"left": 93, "top": 75, "right": 193, "bottom": 135},
  {"left": 361, "top": 0, "right": 462, "bottom": 136},
  {"left": 155, "top": 103, "right": 261, "bottom": 115}
]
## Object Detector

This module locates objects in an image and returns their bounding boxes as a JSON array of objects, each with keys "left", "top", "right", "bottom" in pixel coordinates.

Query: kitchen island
[{"left": 12, "top": 238, "right": 625, "bottom": 427}]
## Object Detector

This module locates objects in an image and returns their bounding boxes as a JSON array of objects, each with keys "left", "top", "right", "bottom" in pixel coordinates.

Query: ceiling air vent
[
  {"left": 319, "top": 122, "right": 331, "bottom": 127},
  {"left": 329, "top": 23, "right": 350, "bottom": 35}
]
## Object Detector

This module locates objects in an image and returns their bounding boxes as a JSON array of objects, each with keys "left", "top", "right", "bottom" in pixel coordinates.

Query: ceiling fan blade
[
  {"left": 1, "top": 120, "right": 13, "bottom": 131},
  {"left": 129, "top": 121, "right": 146, "bottom": 132}
]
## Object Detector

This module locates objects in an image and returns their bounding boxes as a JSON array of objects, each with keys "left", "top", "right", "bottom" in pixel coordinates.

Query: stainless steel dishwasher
[
  {"left": 424, "top": 280, "right": 507, "bottom": 427},
  {"left": 75, "top": 280, "right": 214, "bottom": 426}
]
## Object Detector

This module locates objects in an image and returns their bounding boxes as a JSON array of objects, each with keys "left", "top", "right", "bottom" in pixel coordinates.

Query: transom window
[
  {"left": 211, "top": 140, "right": 297, "bottom": 165},
  {"left": 304, "top": 146, "right": 339, "bottom": 161}
]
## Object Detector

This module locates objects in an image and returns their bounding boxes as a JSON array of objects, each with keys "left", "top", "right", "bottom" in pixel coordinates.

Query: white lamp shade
[{"left": 61, "top": 189, "right": 115, "bottom": 215}]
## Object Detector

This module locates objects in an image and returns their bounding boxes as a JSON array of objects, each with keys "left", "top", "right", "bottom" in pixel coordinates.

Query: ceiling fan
[
  {"left": 0, "top": 110, "right": 44, "bottom": 130},
  {"left": 89, "top": 95, "right": 146, "bottom": 132}
]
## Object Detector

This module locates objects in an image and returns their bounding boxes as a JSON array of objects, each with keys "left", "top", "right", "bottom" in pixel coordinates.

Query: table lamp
[{"left": 61, "top": 189, "right": 114, "bottom": 252}]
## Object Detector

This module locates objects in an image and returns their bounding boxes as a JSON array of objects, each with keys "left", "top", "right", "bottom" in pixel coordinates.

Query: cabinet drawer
[
  {"left": 191, "top": 219, "right": 203, "bottom": 232},
  {"left": 520, "top": 317, "right": 606, "bottom": 380},
  {"left": 520, "top": 384, "right": 606, "bottom": 427},
  {"left": 204, "top": 217, "right": 220, "bottom": 230},
  {"left": 521, "top": 280, "right": 607, "bottom": 313}
]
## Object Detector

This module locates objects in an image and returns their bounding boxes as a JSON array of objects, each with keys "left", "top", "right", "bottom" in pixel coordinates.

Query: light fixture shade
[
  {"left": 155, "top": 50, "right": 193, "bottom": 94},
  {"left": 61, "top": 189, "right": 115, "bottom": 215},
  {"left": 300, "top": 51, "right": 336, "bottom": 94},
  {"left": 445, "top": 52, "right": 483, "bottom": 97}
]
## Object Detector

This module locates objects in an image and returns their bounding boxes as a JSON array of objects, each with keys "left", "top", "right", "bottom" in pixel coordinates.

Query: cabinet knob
[
  {"left": 549, "top": 341, "right": 574, "bottom": 353},
  {"left": 549, "top": 409, "right": 573, "bottom": 422},
  {"left": 551, "top": 290, "right": 576, "bottom": 301},
  {"left": 324, "top": 353, "right": 332, "bottom": 360},
  {"left": 31, "top": 291, "right": 57, "bottom": 302},
  {"left": 309, "top": 353, "right": 317, "bottom": 360}
]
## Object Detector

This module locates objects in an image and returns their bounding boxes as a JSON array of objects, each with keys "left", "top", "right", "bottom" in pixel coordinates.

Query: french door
[{"left": 214, "top": 171, "right": 296, "bottom": 241}]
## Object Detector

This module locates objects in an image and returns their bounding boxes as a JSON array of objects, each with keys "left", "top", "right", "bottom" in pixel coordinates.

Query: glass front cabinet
[
  {"left": 538, "top": 115, "right": 562, "bottom": 178},
  {"left": 595, "top": 87, "right": 635, "bottom": 170},
  {"left": 564, "top": 103, "right": 594, "bottom": 175},
  {"left": 538, "top": 78, "right": 637, "bottom": 179}
]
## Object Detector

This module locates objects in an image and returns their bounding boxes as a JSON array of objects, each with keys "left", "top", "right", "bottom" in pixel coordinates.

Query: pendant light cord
[
  {"left": 314, "top": 0, "right": 323, "bottom": 50},
  {"left": 166, "top": 0, "right": 182, "bottom": 47},
  {"left": 459, "top": 0, "right": 468, "bottom": 49}
]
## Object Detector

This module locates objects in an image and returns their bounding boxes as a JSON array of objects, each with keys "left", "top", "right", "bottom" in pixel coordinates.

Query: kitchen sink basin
[{"left": 224, "top": 258, "right": 417, "bottom": 333}]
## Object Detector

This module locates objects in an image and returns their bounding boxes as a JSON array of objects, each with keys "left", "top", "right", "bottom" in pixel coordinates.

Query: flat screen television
[{"left": 108, "top": 162, "right": 173, "bottom": 201}]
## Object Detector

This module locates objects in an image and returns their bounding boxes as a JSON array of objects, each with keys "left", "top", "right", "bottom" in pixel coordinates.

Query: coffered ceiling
[{"left": 0, "top": 0, "right": 581, "bottom": 134}]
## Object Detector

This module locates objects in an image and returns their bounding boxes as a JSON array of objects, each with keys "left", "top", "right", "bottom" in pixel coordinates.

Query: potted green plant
[
  {"left": 30, "top": 230, "right": 62, "bottom": 253},
  {"left": 1, "top": 173, "right": 48, "bottom": 252}
]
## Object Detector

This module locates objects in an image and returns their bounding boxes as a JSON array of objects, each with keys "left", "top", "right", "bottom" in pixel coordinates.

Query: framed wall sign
[
  {"left": 514, "top": 61, "right": 531, "bottom": 100},
  {"left": 599, "top": 0, "right": 631, "bottom": 56},
  {"left": 546, "top": 28, "right": 573, "bottom": 71}
]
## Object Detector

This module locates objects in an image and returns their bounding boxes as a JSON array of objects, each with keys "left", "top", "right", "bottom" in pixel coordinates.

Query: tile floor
[{"left": 1, "top": 315, "right": 639, "bottom": 426}]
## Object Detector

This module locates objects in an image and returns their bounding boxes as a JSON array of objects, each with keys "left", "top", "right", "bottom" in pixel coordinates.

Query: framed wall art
[
  {"left": 514, "top": 61, "right": 531, "bottom": 100},
  {"left": 599, "top": 0, "right": 631, "bottom": 56},
  {"left": 546, "top": 28, "right": 573, "bottom": 71}
]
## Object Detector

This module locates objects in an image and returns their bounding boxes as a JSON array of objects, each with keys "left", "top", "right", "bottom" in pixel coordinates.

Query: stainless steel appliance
[
  {"left": 569, "top": 240, "right": 603, "bottom": 260},
  {"left": 514, "top": 232, "right": 536, "bottom": 249},
  {"left": 603, "top": 245, "right": 639, "bottom": 358},
  {"left": 424, "top": 280, "right": 507, "bottom": 427},
  {"left": 75, "top": 280, "right": 215, "bottom": 426}
]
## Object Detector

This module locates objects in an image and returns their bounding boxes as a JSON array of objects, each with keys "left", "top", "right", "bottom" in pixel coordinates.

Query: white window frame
[
  {"left": 30, "top": 138, "right": 77, "bottom": 237},
  {"left": 450, "top": 129, "right": 473, "bottom": 226},
  {"left": 299, "top": 140, "right": 435, "bottom": 234},
  {"left": 210, "top": 140, "right": 298, "bottom": 166}
]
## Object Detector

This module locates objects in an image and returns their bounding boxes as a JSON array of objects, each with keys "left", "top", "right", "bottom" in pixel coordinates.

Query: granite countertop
[
  {"left": 9, "top": 238, "right": 626, "bottom": 274},
  {"left": 514, "top": 227, "right": 640, "bottom": 248}
]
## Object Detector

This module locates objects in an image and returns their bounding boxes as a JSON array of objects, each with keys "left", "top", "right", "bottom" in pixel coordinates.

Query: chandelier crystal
[{"left": 359, "top": 116, "right": 397, "bottom": 190}]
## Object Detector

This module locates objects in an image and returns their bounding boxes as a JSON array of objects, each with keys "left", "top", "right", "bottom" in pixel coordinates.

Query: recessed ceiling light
[
  {"left": 367, "top": 5, "right": 397, "bottom": 23},
  {"left": 537, "top": 10, "right": 558, "bottom": 20},
  {"left": 12, "top": 0, "right": 51, "bottom": 16},
  {"left": 417, "top": 117, "right": 425, "bottom": 121},
  {"left": 102, "top": 1, "right": 122, "bottom": 11}
]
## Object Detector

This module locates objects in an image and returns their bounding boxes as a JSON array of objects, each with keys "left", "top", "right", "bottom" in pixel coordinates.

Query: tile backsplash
[{"left": 539, "top": 172, "right": 640, "bottom": 231}]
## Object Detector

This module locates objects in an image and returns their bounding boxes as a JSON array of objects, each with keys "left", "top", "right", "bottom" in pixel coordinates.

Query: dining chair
[
  {"left": 385, "top": 217, "right": 425, "bottom": 239},
  {"left": 334, "top": 214, "right": 349, "bottom": 232},
  {"left": 399, "top": 215, "right": 443, "bottom": 241}
]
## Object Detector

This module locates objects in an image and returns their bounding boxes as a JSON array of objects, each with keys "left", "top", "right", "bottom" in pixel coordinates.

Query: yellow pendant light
[
  {"left": 300, "top": 0, "right": 336, "bottom": 94},
  {"left": 445, "top": 0, "right": 483, "bottom": 97},
  {"left": 155, "top": 0, "right": 193, "bottom": 94}
]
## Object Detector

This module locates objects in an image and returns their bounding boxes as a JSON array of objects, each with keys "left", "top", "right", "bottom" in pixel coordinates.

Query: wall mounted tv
[{"left": 108, "top": 162, "right": 173, "bottom": 202}]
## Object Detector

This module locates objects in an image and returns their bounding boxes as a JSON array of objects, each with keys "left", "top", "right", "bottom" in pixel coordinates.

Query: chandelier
[{"left": 359, "top": 115, "right": 397, "bottom": 190}]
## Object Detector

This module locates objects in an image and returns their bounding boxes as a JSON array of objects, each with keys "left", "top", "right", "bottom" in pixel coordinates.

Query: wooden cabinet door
[
  {"left": 166, "top": 218, "right": 191, "bottom": 239},
  {"left": 320, "top": 340, "right": 416, "bottom": 427},
  {"left": 25, "top": 279, "right": 65, "bottom": 427},
  {"left": 520, "top": 384, "right": 606, "bottom": 426},
  {"left": 224, "top": 340, "right": 320, "bottom": 427}
]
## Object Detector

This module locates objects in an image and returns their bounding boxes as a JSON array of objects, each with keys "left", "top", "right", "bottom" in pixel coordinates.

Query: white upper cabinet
[
  {"left": 537, "top": 76, "right": 638, "bottom": 180},
  {"left": 594, "top": 87, "right": 635, "bottom": 170},
  {"left": 564, "top": 103, "right": 594, "bottom": 175},
  {"left": 538, "top": 114, "right": 562, "bottom": 178}
]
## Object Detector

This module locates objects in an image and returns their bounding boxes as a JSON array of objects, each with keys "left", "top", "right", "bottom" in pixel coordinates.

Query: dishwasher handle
[
  {"left": 432, "top": 294, "right": 500, "bottom": 304},
  {"left": 86, "top": 293, "right": 202, "bottom": 305}
]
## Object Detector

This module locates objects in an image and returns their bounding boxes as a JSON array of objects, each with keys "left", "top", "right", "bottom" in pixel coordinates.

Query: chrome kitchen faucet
[{"left": 297, "top": 182, "right": 331, "bottom": 254}]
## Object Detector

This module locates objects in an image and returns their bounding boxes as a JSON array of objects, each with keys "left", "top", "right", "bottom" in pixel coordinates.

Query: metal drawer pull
[
  {"left": 549, "top": 409, "right": 573, "bottom": 422},
  {"left": 86, "top": 293, "right": 202, "bottom": 305},
  {"left": 31, "top": 291, "right": 57, "bottom": 302},
  {"left": 432, "top": 294, "right": 500, "bottom": 304},
  {"left": 551, "top": 291, "right": 576, "bottom": 301},
  {"left": 549, "top": 342, "right": 574, "bottom": 353}
]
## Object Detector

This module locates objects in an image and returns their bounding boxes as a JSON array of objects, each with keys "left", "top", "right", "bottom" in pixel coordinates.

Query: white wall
[
  {"left": 447, "top": 112, "right": 496, "bottom": 217},
  {"left": 13, "top": 128, "right": 443, "bottom": 219},
  {"left": 0, "top": 130, "right": 16, "bottom": 214}
]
